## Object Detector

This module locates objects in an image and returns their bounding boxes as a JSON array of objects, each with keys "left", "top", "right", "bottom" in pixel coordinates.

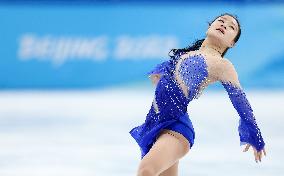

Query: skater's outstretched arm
[{"left": 218, "top": 59, "right": 266, "bottom": 163}]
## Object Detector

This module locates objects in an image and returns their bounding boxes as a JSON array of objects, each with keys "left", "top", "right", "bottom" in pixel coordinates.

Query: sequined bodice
[
  {"left": 152, "top": 54, "right": 210, "bottom": 115},
  {"left": 175, "top": 54, "right": 210, "bottom": 100}
]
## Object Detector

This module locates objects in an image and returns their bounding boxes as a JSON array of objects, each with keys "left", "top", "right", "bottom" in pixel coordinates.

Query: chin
[{"left": 207, "top": 32, "right": 225, "bottom": 43}]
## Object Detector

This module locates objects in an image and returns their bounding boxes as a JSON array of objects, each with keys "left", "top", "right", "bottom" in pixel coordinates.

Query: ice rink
[{"left": 0, "top": 86, "right": 283, "bottom": 176}]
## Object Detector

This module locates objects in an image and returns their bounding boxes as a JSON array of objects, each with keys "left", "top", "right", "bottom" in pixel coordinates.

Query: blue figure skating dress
[{"left": 129, "top": 51, "right": 265, "bottom": 159}]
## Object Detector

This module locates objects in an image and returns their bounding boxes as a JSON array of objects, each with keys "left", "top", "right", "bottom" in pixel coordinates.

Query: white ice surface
[{"left": 0, "top": 87, "right": 283, "bottom": 176}]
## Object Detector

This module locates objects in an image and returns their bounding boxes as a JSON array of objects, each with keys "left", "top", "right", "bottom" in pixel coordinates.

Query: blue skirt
[
  {"left": 163, "top": 120, "right": 195, "bottom": 148},
  {"left": 130, "top": 112, "right": 195, "bottom": 159}
]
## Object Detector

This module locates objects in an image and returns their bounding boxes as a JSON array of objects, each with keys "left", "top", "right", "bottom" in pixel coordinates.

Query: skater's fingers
[
  {"left": 243, "top": 144, "right": 250, "bottom": 152},
  {"left": 253, "top": 148, "right": 259, "bottom": 163},
  {"left": 259, "top": 151, "right": 262, "bottom": 162},
  {"left": 263, "top": 148, "right": 267, "bottom": 156}
]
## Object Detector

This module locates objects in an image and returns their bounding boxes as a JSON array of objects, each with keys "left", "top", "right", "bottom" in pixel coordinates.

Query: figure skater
[{"left": 129, "top": 13, "right": 266, "bottom": 176}]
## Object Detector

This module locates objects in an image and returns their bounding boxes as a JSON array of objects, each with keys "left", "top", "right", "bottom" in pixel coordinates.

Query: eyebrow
[{"left": 220, "top": 16, "right": 238, "bottom": 29}]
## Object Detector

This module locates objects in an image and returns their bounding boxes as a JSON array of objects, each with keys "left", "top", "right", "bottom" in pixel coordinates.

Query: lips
[{"left": 216, "top": 28, "right": 225, "bottom": 34}]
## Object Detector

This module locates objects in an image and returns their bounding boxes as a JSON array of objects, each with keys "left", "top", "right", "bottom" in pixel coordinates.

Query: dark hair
[{"left": 168, "top": 13, "right": 241, "bottom": 58}]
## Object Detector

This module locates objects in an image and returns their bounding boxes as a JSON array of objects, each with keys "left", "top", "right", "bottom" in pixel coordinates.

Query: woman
[{"left": 129, "top": 13, "right": 267, "bottom": 176}]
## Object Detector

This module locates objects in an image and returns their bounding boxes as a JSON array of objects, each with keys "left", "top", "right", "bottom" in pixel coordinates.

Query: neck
[{"left": 199, "top": 38, "right": 226, "bottom": 57}]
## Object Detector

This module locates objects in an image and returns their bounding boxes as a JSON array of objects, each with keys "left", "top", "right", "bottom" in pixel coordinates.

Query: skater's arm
[
  {"left": 147, "top": 59, "right": 172, "bottom": 85},
  {"left": 218, "top": 59, "right": 266, "bottom": 162}
]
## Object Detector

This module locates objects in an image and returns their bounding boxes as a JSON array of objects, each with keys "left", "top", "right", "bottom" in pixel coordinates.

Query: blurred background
[{"left": 0, "top": 0, "right": 283, "bottom": 175}]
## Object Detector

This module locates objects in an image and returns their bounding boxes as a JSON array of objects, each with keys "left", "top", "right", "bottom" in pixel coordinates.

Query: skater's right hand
[{"left": 243, "top": 144, "right": 267, "bottom": 163}]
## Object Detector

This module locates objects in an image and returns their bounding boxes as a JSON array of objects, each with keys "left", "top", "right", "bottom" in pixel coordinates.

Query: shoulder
[
  {"left": 220, "top": 57, "right": 238, "bottom": 75},
  {"left": 221, "top": 57, "right": 235, "bottom": 69},
  {"left": 218, "top": 57, "right": 241, "bottom": 87}
]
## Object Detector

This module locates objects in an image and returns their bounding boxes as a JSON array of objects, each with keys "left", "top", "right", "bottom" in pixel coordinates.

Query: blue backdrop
[{"left": 0, "top": 2, "right": 284, "bottom": 89}]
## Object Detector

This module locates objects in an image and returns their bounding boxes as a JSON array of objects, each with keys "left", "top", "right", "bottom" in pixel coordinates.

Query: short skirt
[{"left": 130, "top": 112, "right": 195, "bottom": 159}]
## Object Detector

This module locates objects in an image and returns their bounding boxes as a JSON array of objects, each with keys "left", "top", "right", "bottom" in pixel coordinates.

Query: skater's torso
[
  {"left": 152, "top": 50, "right": 228, "bottom": 116},
  {"left": 174, "top": 50, "right": 222, "bottom": 99}
]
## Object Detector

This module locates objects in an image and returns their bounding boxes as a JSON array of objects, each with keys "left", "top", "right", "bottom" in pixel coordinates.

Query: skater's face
[{"left": 206, "top": 15, "right": 239, "bottom": 48}]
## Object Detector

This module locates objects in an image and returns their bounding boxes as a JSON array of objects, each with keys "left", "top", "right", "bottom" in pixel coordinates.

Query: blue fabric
[
  {"left": 178, "top": 54, "right": 208, "bottom": 100},
  {"left": 146, "top": 53, "right": 179, "bottom": 76},
  {"left": 221, "top": 82, "right": 265, "bottom": 152},
  {"left": 164, "top": 113, "right": 195, "bottom": 148},
  {"left": 129, "top": 72, "right": 192, "bottom": 159},
  {"left": 147, "top": 59, "right": 172, "bottom": 76},
  {"left": 130, "top": 51, "right": 202, "bottom": 159}
]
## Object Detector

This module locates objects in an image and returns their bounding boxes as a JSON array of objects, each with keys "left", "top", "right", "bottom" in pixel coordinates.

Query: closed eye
[
  {"left": 218, "top": 19, "right": 224, "bottom": 23},
  {"left": 230, "top": 26, "right": 235, "bottom": 30}
]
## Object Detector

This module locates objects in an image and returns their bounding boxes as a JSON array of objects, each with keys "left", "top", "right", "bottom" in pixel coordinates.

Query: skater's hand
[
  {"left": 243, "top": 144, "right": 266, "bottom": 163},
  {"left": 149, "top": 74, "right": 161, "bottom": 85}
]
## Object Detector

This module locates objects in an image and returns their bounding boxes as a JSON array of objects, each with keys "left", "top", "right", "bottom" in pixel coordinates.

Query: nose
[{"left": 221, "top": 24, "right": 226, "bottom": 30}]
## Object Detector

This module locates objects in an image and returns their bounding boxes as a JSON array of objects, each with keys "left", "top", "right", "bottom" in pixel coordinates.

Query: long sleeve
[
  {"left": 221, "top": 81, "right": 265, "bottom": 152},
  {"left": 219, "top": 59, "right": 265, "bottom": 152}
]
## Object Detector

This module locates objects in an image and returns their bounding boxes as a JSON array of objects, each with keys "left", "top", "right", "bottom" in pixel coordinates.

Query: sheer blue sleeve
[{"left": 221, "top": 81, "right": 265, "bottom": 152}]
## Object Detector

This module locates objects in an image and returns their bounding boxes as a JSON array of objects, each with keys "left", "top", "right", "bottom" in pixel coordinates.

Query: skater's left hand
[{"left": 243, "top": 144, "right": 266, "bottom": 163}]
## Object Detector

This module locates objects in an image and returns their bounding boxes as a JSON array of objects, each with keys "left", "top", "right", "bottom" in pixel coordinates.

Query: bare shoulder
[
  {"left": 221, "top": 57, "right": 234, "bottom": 67},
  {"left": 218, "top": 57, "right": 241, "bottom": 87},
  {"left": 220, "top": 57, "right": 237, "bottom": 73}
]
